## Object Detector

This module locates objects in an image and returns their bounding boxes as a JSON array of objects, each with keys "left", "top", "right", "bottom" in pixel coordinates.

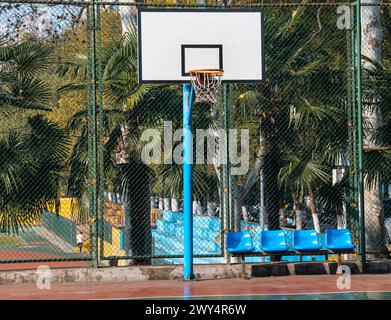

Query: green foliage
[
  {"left": 1, "top": 2, "right": 390, "bottom": 244},
  {"left": 0, "top": 39, "right": 53, "bottom": 112},
  {"left": 0, "top": 116, "right": 68, "bottom": 233}
]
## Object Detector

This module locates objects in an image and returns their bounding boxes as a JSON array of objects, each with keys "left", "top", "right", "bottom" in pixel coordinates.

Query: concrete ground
[{"left": 0, "top": 274, "right": 390, "bottom": 300}]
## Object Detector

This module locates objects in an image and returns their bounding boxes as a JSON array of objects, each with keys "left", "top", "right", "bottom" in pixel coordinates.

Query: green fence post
[
  {"left": 96, "top": 3, "right": 105, "bottom": 263},
  {"left": 93, "top": 1, "right": 99, "bottom": 268},
  {"left": 348, "top": 3, "right": 360, "bottom": 260},
  {"left": 223, "top": 84, "right": 230, "bottom": 264},
  {"left": 355, "top": 0, "right": 367, "bottom": 273},
  {"left": 86, "top": 2, "right": 93, "bottom": 261},
  {"left": 228, "top": 84, "right": 236, "bottom": 232},
  {"left": 87, "top": 2, "right": 99, "bottom": 268}
]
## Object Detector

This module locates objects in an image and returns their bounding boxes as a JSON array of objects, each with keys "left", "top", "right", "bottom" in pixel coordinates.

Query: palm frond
[
  {"left": 364, "top": 149, "right": 391, "bottom": 189},
  {"left": 278, "top": 152, "right": 330, "bottom": 194}
]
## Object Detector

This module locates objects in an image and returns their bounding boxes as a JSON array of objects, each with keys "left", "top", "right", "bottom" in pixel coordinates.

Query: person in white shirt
[{"left": 76, "top": 232, "right": 83, "bottom": 253}]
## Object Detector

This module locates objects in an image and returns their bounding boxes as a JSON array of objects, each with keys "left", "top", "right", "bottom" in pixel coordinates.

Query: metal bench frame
[{"left": 230, "top": 249, "right": 356, "bottom": 279}]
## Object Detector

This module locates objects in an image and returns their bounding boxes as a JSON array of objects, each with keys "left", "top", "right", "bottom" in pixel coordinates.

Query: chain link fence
[
  {"left": 0, "top": 1, "right": 96, "bottom": 264},
  {"left": 0, "top": 1, "right": 390, "bottom": 267},
  {"left": 361, "top": 2, "right": 391, "bottom": 259}
]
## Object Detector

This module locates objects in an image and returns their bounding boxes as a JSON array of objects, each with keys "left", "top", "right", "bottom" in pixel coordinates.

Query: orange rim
[{"left": 189, "top": 69, "right": 224, "bottom": 76}]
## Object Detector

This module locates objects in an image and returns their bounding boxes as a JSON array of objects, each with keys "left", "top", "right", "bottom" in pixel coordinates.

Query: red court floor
[
  {"left": 0, "top": 274, "right": 390, "bottom": 300},
  {"left": 0, "top": 261, "right": 89, "bottom": 271},
  {"left": 0, "top": 261, "right": 90, "bottom": 271},
  {"left": 0, "top": 250, "right": 90, "bottom": 270}
]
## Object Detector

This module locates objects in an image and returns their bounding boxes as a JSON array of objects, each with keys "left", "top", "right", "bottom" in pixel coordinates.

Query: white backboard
[{"left": 138, "top": 9, "right": 264, "bottom": 83}]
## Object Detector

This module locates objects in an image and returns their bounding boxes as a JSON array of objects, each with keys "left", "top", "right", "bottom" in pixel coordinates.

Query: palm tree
[
  {"left": 57, "top": 17, "right": 188, "bottom": 262},
  {"left": 59, "top": 10, "right": 225, "bottom": 259},
  {"left": 0, "top": 38, "right": 53, "bottom": 113},
  {"left": 0, "top": 37, "right": 68, "bottom": 233},
  {"left": 362, "top": 58, "right": 391, "bottom": 257},
  {"left": 0, "top": 115, "right": 69, "bottom": 233},
  {"left": 57, "top": 2, "right": 391, "bottom": 262},
  {"left": 359, "top": 0, "right": 391, "bottom": 258},
  {"left": 225, "top": 2, "right": 390, "bottom": 260},
  {"left": 215, "top": 4, "right": 351, "bottom": 232}
]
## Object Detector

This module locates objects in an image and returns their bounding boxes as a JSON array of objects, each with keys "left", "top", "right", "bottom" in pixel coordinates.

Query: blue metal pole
[{"left": 183, "top": 84, "right": 195, "bottom": 281}]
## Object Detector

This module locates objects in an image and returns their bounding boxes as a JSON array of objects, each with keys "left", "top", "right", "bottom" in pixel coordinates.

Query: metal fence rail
[{"left": 0, "top": 1, "right": 390, "bottom": 268}]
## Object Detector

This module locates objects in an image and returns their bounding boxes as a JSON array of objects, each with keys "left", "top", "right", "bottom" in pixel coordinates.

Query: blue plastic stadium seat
[
  {"left": 293, "top": 230, "right": 322, "bottom": 251},
  {"left": 226, "top": 231, "right": 255, "bottom": 254},
  {"left": 325, "top": 229, "right": 355, "bottom": 251},
  {"left": 260, "top": 230, "right": 289, "bottom": 253}
]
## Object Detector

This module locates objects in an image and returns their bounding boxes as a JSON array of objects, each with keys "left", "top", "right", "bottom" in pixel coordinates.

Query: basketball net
[{"left": 189, "top": 69, "right": 223, "bottom": 104}]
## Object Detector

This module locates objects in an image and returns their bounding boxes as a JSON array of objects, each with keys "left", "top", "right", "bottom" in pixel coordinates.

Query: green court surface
[{"left": 139, "top": 291, "right": 391, "bottom": 300}]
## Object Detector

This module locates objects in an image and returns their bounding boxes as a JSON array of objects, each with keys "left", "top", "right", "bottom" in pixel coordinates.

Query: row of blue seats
[{"left": 227, "top": 229, "right": 355, "bottom": 254}]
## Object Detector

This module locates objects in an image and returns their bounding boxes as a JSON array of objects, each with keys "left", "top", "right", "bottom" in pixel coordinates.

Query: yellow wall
[
  {"left": 47, "top": 198, "right": 81, "bottom": 221},
  {"left": 50, "top": 198, "right": 149, "bottom": 266},
  {"left": 103, "top": 226, "right": 125, "bottom": 257},
  {"left": 56, "top": 198, "right": 125, "bottom": 260},
  {"left": 102, "top": 226, "right": 128, "bottom": 266},
  {"left": 59, "top": 198, "right": 76, "bottom": 220}
]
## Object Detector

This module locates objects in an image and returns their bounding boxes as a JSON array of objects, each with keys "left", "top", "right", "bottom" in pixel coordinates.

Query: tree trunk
[
  {"left": 296, "top": 210, "right": 304, "bottom": 230},
  {"left": 171, "top": 198, "right": 179, "bottom": 212},
  {"left": 231, "top": 111, "right": 269, "bottom": 231},
  {"left": 112, "top": 5, "right": 152, "bottom": 265},
  {"left": 242, "top": 206, "right": 249, "bottom": 223},
  {"left": 163, "top": 198, "right": 171, "bottom": 211},
  {"left": 332, "top": 167, "right": 348, "bottom": 229},
  {"left": 337, "top": 200, "right": 348, "bottom": 229},
  {"left": 150, "top": 196, "right": 156, "bottom": 209},
  {"left": 196, "top": 201, "right": 203, "bottom": 215},
  {"left": 311, "top": 211, "right": 321, "bottom": 233},
  {"left": 193, "top": 200, "right": 202, "bottom": 215},
  {"left": 120, "top": 162, "right": 152, "bottom": 265},
  {"left": 278, "top": 208, "right": 285, "bottom": 229},
  {"left": 364, "top": 180, "right": 387, "bottom": 257},
  {"left": 107, "top": 192, "right": 113, "bottom": 202},
  {"left": 207, "top": 202, "right": 216, "bottom": 217},
  {"left": 361, "top": 1, "right": 387, "bottom": 259},
  {"left": 307, "top": 193, "right": 321, "bottom": 234},
  {"left": 158, "top": 197, "right": 163, "bottom": 211},
  {"left": 113, "top": 124, "right": 130, "bottom": 165},
  {"left": 265, "top": 151, "right": 282, "bottom": 230},
  {"left": 259, "top": 169, "right": 268, "bottom": 229}
]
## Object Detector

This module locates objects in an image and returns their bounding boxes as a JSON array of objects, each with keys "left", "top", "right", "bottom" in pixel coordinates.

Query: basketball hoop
[{"left": 189, "top": 69, "right": 223, "bottom": 104}]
